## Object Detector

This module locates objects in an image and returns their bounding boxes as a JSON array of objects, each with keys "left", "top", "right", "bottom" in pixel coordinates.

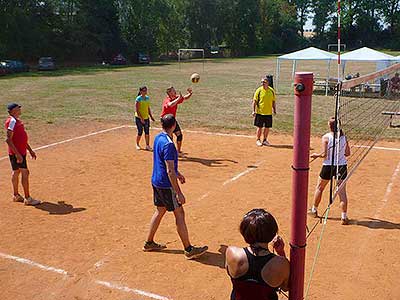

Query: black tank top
[{"left": 229, "top": 247, "right": 278, "bottom": 300}]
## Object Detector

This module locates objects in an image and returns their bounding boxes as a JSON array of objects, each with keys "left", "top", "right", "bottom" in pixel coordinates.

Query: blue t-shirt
[{"left": 152, "top": 132, "right": 178, "bottom": 188}]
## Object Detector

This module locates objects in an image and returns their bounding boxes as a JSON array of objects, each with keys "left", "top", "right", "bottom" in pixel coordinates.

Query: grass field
[{"left": 1, "top": 56, "right": 398, "bottom": 141}]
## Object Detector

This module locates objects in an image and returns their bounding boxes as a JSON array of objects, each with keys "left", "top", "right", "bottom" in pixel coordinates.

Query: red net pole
[{"left": 289, "top": 72, "right": 313, "bottom": 300}]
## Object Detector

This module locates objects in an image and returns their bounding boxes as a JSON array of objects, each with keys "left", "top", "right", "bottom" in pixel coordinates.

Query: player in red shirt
[
  {"left": 160, "top": 86, "right": 193, "bottom": 154},
  {"left": 5, "top": 103, "right": 40, "bottom": 206}
]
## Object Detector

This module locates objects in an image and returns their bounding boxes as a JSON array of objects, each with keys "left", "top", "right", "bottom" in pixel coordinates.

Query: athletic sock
[
  {"left": 185, "top": 245, "right": 193, "bottom": 252},
  {"left": 311, "top": 206, "right": 317, "bottom": 213},
  {"left": 341, "top": 212, "right": 347, "bottom": 220}
]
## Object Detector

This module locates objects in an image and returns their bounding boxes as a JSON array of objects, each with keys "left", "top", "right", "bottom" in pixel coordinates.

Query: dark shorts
[
  {"left": 152, "top": 185, "right": 181, "bottom": 211},
  {"left": 319, "top": 165, "right": 348, "bottom": 180},
  {"left": 254, "top": 114, "right": 272, "bottom": 128},
  {"left": 173, "top": 121, "right": 182, "bottom": 134},
  {"left": 9, "top": 155, "right": 27, "bottom": 171},
  {"left": 135, "top": 117, "right": 150, "bottom": 135}
]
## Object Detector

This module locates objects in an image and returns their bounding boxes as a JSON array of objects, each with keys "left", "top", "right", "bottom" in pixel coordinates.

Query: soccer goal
[
  {"left": 328, "top": 44, "right": 346, "bottom": 52},
  {"left": 178, "top": 48, "right": 205, "bottom": 71}
]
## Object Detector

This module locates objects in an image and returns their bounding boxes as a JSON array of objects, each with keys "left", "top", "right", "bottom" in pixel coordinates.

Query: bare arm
[
  {"left": 272, "top": 101, "right": 277, "bottom": 114},
  {"left": 167, "top": 95, "right": 183, "bottom": 107},
  {"left": 225, "top": 246, "right": 247, "bottom": 278},
  {"left": 135, "top": 101, "right": 144, "bottom": 121},
  {"left": 311, "top": 136, "right": 328, "bottom": 159},
  {"left": 6, "top": 130, "right": 23, "bottom": 162},
  {"left": 166, "top": 160, "right": 185, "bottom": 204},
  {"left": 27, "top": 144, "right": 36, "bottom": 160},
  {"left": 344, "top": 137, "right": 351, "bottom": 156},
  {"left": 252, "top": 100, "right": 257, "bottom": 116},
  {"left": 182, "top": 88, "right": 193, "bottom": 100},
  {"left": 148, "top": 107, "right": 155, "bottom": 121}
]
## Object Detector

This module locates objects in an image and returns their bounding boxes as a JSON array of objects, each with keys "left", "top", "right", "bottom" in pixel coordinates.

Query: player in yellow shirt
[
  {"left": 135, "top": 86, "right": 155, "bottom": 150},
  {"left": 252, "top": 77, "right": 276, "bottom": 146}
]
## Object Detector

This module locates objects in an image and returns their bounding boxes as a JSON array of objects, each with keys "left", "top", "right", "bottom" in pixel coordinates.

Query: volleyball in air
[{"left": 190, "top": 73, "right": 200, "bottom": 83}]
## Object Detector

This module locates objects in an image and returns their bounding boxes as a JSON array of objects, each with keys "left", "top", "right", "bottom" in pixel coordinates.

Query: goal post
[
  {"left": 178, "top": 48, "right": 205, "bottom": 71},
  {"left": 328, "top": 44, "right": 346, "bottom": 52}
]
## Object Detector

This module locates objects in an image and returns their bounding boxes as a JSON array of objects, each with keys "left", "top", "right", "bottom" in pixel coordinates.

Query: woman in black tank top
[{"left": 225, "top": 209, "right": 290, "bottom": 300}]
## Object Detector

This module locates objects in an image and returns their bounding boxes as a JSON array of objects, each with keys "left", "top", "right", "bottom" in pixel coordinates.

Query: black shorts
[
  {"left": 173, "top": 121, "right": 182, "bottom": 134},
  {"left": 9, "top": 155, "right": 27, "bottom": 170},
  {"left": 135, "top": 117, "right": 150, "bottom": 135},
  {"left": 319, "top": 165, "right": 348, "bottom": 180},
  {"left": 152, "top": 185, "right": 181, "bottom": 212},
  {"left": 254, "top": 114, "right": 272, "bottom": 128}
]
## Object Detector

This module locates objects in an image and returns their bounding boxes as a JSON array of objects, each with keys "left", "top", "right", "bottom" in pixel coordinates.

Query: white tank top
[{"left": 322, "top": 132, "right": 348, "bottom": 166}]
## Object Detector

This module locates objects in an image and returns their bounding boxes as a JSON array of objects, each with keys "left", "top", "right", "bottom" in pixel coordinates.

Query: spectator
[{"left": 226, "top": 208, "right": 289, "bottom": 299}]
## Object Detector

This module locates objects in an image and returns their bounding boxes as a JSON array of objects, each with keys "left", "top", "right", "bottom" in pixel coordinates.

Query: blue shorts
[{"left": 135, "top": 117, "right": 150, "bottom": 135}]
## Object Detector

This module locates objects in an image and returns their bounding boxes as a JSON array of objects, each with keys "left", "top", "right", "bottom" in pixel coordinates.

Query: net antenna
[{"left": 178, "top": 48, "right": 205, "bottom": 72}]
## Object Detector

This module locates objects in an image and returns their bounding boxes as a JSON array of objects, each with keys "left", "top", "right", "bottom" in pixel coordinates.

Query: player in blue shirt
[{"left": 143, "top": 114, "right": 208, "bottom": 259}]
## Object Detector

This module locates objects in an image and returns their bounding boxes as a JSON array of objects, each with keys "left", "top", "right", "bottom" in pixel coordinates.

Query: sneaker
[
  {"left": 13, "top": 194, "right": 24, "bottom": 203},
  {"left": 184, "top": 245, "right": 208, "bottom": 260},
  {"left": 307, "top": 208, "right": 318, "bottom": 218},
  {"left": 145, "top": 145, "right": 152, "bottom": 151},
  {"left": 341, "top": 218, "right": 350, "bottom": 225},
  {"left": 135, "top": 144, "right": 141, "bottom": 150},
  {"left": 262, "top": 140, "right": 270, "bottom": 146},
  {"left": 142, "top": 241, "right": 167, "bottom": 252},
  {"left": 24, "top": 196, "right": 41, "bottom": 206},
  {"left": 256, "top": 140, "right": 263, "bottom": 147}
]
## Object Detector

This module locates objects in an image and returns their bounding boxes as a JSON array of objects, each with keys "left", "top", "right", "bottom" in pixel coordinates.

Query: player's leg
[
  {"left": 144, "top": 119, "right": 151, "bottom": 150},
  {"left": 254, "top": 114, "right": 263, "bottom": 146},
  {"left": 20, "top": 165, "right": 40, "bottom": 205},
  {"left": 337, "top": 166, "right": 349, "bottom": 224},
  {"left": 173, "top": 121, "right": 183, "bottom": 153},
  {"left": 145, "top": 206, "right": 167, "bottom": 243},
  {"left": 309, "top": 174, "right": 330, "bottom": 217},
  {"left": 262, "top": 115, "right": 272, "bottom": 145},
  {"left": 173, "top": 206, "right": 191, "bottom": 249},
  {"left": 135, "top": 117, "right": 144, "bottom": 150},
  {"left": 11, "top": 169, "right": 21, "bottom": 201}
]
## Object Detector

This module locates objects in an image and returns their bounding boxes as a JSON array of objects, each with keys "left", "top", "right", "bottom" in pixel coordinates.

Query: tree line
[{"left": 1, "top": 0, "right": 399, "bottom": 62}]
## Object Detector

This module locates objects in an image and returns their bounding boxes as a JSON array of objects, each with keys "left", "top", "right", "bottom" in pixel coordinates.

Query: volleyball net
[
  {"left": 332, "top": 63, "right": 400, "bottom": 201},
  {"left": 304, "top": 63, "right": 400, "bottom": 299}
]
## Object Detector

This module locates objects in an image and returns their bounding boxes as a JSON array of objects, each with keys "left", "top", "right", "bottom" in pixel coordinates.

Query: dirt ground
[{"left": 0, "top": 125, "right": 399, "bottom": 300}]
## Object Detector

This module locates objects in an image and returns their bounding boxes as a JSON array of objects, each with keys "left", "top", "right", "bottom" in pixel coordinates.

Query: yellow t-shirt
[
  {"left": 253, "top": 86, "right": 276, "bottom": 115},
  {"left": 135, "top": 95, "right": 150, "bottom": 119}
]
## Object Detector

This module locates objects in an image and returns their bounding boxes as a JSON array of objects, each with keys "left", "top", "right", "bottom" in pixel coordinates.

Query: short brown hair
[{"left": 240, "top": 209, "right": 278, "bottom": 245}]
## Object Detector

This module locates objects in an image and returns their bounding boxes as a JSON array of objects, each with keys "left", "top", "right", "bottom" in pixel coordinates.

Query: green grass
[{"left": 0, "top": 56, "right": 399, "bottom": 140}]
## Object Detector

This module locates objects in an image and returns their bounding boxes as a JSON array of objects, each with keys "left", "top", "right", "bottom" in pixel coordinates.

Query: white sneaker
[
  {"left": 145, "top": 145, "right": 152, "bottom": 151},
  {"left": 256, "top": 140, "right": 263, "bottom": 147},
  {"left": 135, "top": 144, "right": 141, "bottom": 150},
  {"left": 24, "top": 196, "right": 41, "bottom": 206},
  {"left": 262, "top": 140, "right": 270, "bottom": 146}
]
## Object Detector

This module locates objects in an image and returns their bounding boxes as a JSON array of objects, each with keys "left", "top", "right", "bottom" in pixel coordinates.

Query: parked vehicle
[
  {"left": 0, "top": 60, "right": 29, "bottom": 73},
  {"left": 133, "top": 52, "right": 150, "bottom": 64},
  {"left": 110, "top": 54, "right": 127, "bottom": 65},
  {"left": 38, "top": 57, "right": 56, "bottom": 71},
  {"left": 0, "top": 63, "right": 8, "bottom": 76}
]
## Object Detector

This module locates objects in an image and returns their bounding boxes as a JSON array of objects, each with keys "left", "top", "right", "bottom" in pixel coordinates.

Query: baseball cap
[{"left": 7, "top": 103, "right": 21, "bottom": 112}]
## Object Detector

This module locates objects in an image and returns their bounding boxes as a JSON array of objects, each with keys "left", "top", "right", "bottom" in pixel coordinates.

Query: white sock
[
  {"left": 311, "top": 206, "right": 317, "bottom": 212},
  {"left": 341, "top": 212, "right": 347, "bottom": 219}
]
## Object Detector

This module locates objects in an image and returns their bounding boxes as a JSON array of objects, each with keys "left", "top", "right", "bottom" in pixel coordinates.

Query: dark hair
[
  {"left": 328, "top": 117, "right": 344, "bottom": 136},
  {"left": 240, "top": 209, "right": 278, "bottom": 245},
  {"left": 137, "top": 86, "right": 147, "bottom": 96},
  {"left": 161, "top": 114, "right": 176, "bottom": 129}
]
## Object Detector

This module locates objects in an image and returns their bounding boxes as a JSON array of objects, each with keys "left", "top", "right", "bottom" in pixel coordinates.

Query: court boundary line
[
  {"left": 223, "top": 161, "right": 264, "bottom": 186},
  {"left": 0, "top": 125, "right": 126, "bottom": 161},
  {"left": 0, "top": 251, "right": 172, "bottom": 300},
  {"left": 375, "top": 160, "right": 400, "bottom": 217}
]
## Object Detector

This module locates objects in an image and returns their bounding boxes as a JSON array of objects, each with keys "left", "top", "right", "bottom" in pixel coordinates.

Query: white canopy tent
[
  {"left": 340, "top": 47, "right": 397, "bottom": 77},
  {"left": 276, "top": 47, "right": 337, "bottom": 92}
]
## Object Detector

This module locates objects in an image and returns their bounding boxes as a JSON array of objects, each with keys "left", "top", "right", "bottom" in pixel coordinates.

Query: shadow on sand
[{"left": 35, "top": 201, "right": 86, "bottom": 215}]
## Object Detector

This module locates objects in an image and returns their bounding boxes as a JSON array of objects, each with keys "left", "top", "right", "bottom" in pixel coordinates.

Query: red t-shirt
[
  {"left": 5, "top": 116, "right": 28, "bottom": 155},
  {"left": 160, "top": 95, "right": 184, "bottom": 117}
]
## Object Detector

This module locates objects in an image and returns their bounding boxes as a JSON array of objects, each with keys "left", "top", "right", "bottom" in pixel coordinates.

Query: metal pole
[{"left": 289, "top": 72, "right": 313, "bottom": 300}]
